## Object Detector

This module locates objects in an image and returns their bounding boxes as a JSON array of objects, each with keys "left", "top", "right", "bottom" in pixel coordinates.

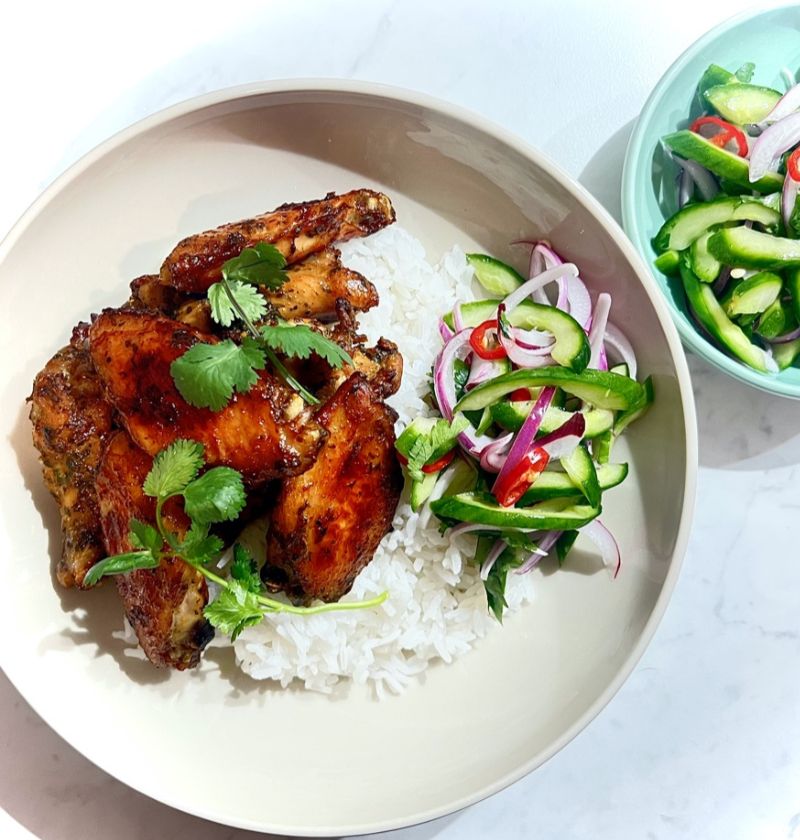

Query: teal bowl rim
[{"left": 621, "top": 1, "right": 800, "bottom": 400}]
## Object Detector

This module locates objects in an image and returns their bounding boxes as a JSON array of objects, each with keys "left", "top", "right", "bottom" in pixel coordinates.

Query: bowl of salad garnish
[{"left": 622, "top": 5, "right": 800, "bottom": 398}]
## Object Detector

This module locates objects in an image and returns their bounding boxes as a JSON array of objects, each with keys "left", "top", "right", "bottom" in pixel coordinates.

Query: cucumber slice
[
  {"left": 455, "top": 367, "right": 648, "bottom": 413},
  {"left": 490, "top": 402, "right": 614, "bottom": 438},
  {"left": 680, "top": 260, "right": 774, "bottom": 372},
  {"left": 613, "top": 375, "right": 654, "bottom": 435},
  {"left": 720, "top": 271, "right": 783, "bottom": 316},
  {"left": 690, "top": 231, "right": 722, "bottom": 283},
  {"left": 662, "top": 131, "right": 784, "bottom": 194},
  {"left": 560, "top": 444, "right": 601, "bottom": 507},
  {"left": 653, "top": 196, "right": 781, "bottom": 253},
  {"left": 788, "top": 268, "right": 800, "bottom": 321},
  {"left": 654, "top": 249, "right": 681, "bottom": 275},
  {"left": 697, "top": 63, "right": 737, "bottom": 98},
  {"left": 773, "top": 338, "right": 800, "bottom": 370},
  {"left": 704, "top": 84, "right": 781, "bottom": 124},
  {"left": 708, "top": 226, "right": 800, "bottom": 270},
  {"left": 466, "top": 254, "right": 524, "bottom": 296},
  {"left": 430, "top": 492, "right": 600, "bottom": 530},
  {"left": 593, "top": 430, "right": 613, "bottom": 465},
  {"left": 444, "top": 299, "right": 590, "bottom": 372},
  {"left": 517, "top": 462, "right": 627, "bottom": 504},
  {"left": 756, "top": 298, "right": 796, "bottom": 340},
  {"left": 395, "top": 417, "right": 437, "bottom": 458},
  {"left": 410, "top": 473, "right": 438, "bottom": 512}
]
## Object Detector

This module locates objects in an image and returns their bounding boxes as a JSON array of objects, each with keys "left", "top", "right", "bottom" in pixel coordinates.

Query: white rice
[{"left": 232, "top": 226, "right": 535, "bottom": 697}]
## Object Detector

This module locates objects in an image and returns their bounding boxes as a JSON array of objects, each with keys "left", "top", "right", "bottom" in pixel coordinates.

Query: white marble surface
[{"left": 2, "top": 1, "right": 799, "bottom": 838}]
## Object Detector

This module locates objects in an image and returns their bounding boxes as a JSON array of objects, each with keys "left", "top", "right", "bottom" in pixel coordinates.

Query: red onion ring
[
  {"left": 588, "top": 293, "right": 612, "bottom": 369},
  {"left": 603, "top": 322, "right": 638, "bottom": 379},
  {"left": 580, "top": 520, "right": 621, "bottom": 578},
  {"left": 515, "top": 530, "right": 562, "bottom": 575},
  {"left": 537, "top": 413, "right": 586, "bottom": 459},
  {"left": 757, "top": 81, "right": 800, "bottom": 129},
  {"left": 480, "top": 539, "right": 507, "bottom": 581},
  {"left": 479, "top": 433, "right": 514, "bottom": 473},
  {"left": 749, "top": 111, "right": 800, "bottom": 182},
  {"left": 782, "top": 170, "right": 800, "bottom": 231}
]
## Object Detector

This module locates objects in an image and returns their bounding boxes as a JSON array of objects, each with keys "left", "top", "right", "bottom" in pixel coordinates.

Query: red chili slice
[
  {"left": 469, "top": 319, "right": 507, "bottom": 360},
  {"left": 492, "top": 447, "right": 550, "bottom": 508},
  {"left": 788, "top": 147, "right": 800, "bottom": 182},
  {"left": 690, "top": 115, "right": 748, "bottom": 157},
  {"left": 509, "top": 388, "right": 533, "bottom": 402},
  {"left": 421, "top": 449, "right": 456, "bottom": 474}
]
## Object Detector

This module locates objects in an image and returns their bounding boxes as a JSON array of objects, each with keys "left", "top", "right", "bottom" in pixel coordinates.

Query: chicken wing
[
  {"left": 96, "top": 430, "right": 212, "bottom": 669},
  {"left": 29, "top": 342, "right": 114, "bottom": 588},
  {"left": 159, "top": 189, "right": 395, "bottom": 294},
  {"left": 264, "top": 373, "right": 402, "bottom": 603},
  {"left": 266, "top": 247, "right": 378, "bottom": 320},
  {"left": 89, "top": 309, "right": 325, "bottom": 486}
]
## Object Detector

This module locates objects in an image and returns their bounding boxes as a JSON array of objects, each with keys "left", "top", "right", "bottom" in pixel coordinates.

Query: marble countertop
[{"left": 2, "top": 1, "right": 799, "bottom": 838}]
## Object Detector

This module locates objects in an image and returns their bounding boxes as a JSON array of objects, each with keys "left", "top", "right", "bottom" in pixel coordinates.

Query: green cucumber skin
[
  {"left": 560, "top": 445, "right": 601, "bottom": 508},
  {"left": 466, "top": 254, "right": 525, "bottom": 295},
  {"left": 654, "top": 196, "right": 781, "bottom": 253},
  {"left": 490, "top": 402, "right": 614, "bottom": 437},
  {"left": 756, "top": 298, "right": 796, "bottom": 340},
  {"left": 690, "top": 231, "right": 722, "bottom": 283},
  {"left": 697, "top": 63, "right": 736, "bottom": 98},
  {"left": 662, "top": 131, "right": 784, "bottom": 195},
  {"left": 445, "top": 299, "right": 590, "bottom": 372},
  {"left": 410, "top": 473, "right": 438, "bottom": 512},
  {"left": 593, "top": 430, "right": 613, "bottom": 465},
  {"left": 708, "top": 227, "right": 800, "bottom": 270},
  {"left": 773, "top": 338, "right": 800, "bottom": 370},
  {"left": 613, "top": 375, "right": 654, "bottom": 435},
  {"left": 721, "top": 271, "right": 783, "bottom": 317},
  {"left": 704, "top": 83, "right": 781, "bottom": 124},
  {"left": 517, "top": 462, "right": 627, "bottom": 505},
  {"left": 455, "top": 367, "right": 646, "bottom": 413},
  {"left": 431, "top": 492, "right": 600, "bottom": 530},
  {"left": 787, "top": 269, "right": 800, "bottom": 322},
  {"left": 680, "top": 261, "right": 772, "bottom": 372},
  {"left": 654, "top": 249, "right": 681, "bottom": 275}
]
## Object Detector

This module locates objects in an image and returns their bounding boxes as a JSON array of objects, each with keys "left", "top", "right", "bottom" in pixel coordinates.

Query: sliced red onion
[
  {"left": 479, "top": 432, "right": 514, "bottom": 473},
  {"left": 503, "top": 263, "right": 580, "bottom": 313},
  {"left": 782, "top": 170, "right": 800, "bottom": 230},
  {"left": 515, "top": 530, "right": 562, "bottom": 575},
  {"left": 673, "top": 156, "right": 719, "bottom": 201},
  {"left": 566, "top": 275, "right": 593, "bottom": 330},
  {"left": 603, "top": 322, "right": 638, "bottom": 380},
  {"left": 493, "top": 387, "right": 555, "bottom": 489},
  {"left": 771, "top": 324, "right": 800, "bottom": 343},
  {"left": 537, "top": 413, "right": 586, "bottom": 459},
  {"left": 513, "top": 326, "right": 555, "bottom": 349},
  {"left": 588, "top": 293, "right": 612, "bottom": 369},
  {"left": 749, "top": 111, "right": 800, "bottom": 182},
  {"left": 758, "top": 81, "right": 800, "bottom": 128},
  {"left": 438, "top": 318, "right": 454, "bottom": 343},
  {"left": 712, "top": 265, "right": 732, "bottom": 296},
  {"left": 580, "top": 520, "right": 621, "bottom": 578},
  {"left": 449, "top": 522, "right": 500, "bottom": 539},
  {"left": 498, "top": 330, "right": 556, "bottom": 368},
  {"left": 467, "top": 354, "right": 506, "bottom": 389},
  {"left": 480, "top": 539, "right": 507, "bottom": 581}
]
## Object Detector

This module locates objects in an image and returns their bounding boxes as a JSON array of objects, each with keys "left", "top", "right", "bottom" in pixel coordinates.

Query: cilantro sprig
[
  {"left": 84, "top": 439, "right": 387, "bottom": 637},
  {"left": 170, "top": 244, "right": 353, "bottom": 410}
]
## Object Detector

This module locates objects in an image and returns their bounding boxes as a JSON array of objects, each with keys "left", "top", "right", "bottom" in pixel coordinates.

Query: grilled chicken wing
[
  {"left": 159, "top": 190, "right": 395, "bottom": 294},
  {"left": 29, "top": 343, "right": 114, "bottom": 588},
  {"left": 96, "top": 431, "right": 212, "bottom": 669},
  {"left": 89, "top": 309, "right": 325, "bottom": 486},
  {"left": 264, "top": 373, "right": 402, "bottom": 603},
  {"left": 266, "top": 247, "right": 378, "bottom": 320}
]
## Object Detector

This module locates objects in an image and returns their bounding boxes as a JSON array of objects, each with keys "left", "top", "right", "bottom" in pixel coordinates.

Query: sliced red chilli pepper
[
  {"left": 509, "top": 388, "right": 534, "bottom": 401},
  {"left": 690, "top": 115, "right": 748, "bottom": 157},
  {"left": 469, "top": 319, "right": 507, "bottom": 360},
  {"left": 421, "top": 449, "right": 456, "bottom": 474},
  {"left": 492, "top": 447, "right": 550, "bottom": 507},
  {"left": 788, "top": 147, "right": 800, "bottom": 182}
]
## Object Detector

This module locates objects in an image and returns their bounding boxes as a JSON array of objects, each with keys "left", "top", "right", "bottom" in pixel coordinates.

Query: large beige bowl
[{"left": 0, "top": 82, "right": 697, "bottom": 835}]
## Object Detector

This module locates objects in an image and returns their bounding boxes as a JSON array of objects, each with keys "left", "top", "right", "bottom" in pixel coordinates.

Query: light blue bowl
[{"left": 622, "top": 4, "right": 800, "bottom": 399}]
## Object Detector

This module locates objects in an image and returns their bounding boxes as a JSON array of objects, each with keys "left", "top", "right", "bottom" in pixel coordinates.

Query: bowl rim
[
  {"left": 621, "top": 2, "right": 800, "bottom": 400},
  {"left": 0, "top": 78, "right": 699, "bottom": 836}
]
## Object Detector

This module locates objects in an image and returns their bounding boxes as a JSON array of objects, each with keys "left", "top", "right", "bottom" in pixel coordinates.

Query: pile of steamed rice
[{"left": 231, "top": 226, "right": 534, "bottom": 697}]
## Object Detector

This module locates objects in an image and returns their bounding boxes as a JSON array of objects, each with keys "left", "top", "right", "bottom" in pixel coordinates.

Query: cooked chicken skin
[
  {"left": 96, "top": 431, "right": 212, "bottom": 669},
  {"left": 266, "top": 247, "right": 378, "bottom": 320},
  {"left": 265, "top": 373, "right": 402, "bottom": 603},
  {"left": 89, "top": 309, "right": 325, "bottom": 486},
  {"left": 159, "top": 190, "right": 395, "bottom": 294},
  {"left": 29, "top": 344, "right": 114, "bottom": 588}
]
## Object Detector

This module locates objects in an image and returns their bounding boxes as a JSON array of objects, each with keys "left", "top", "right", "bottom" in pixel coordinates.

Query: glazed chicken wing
[
  {"left": 265, "top": 373, "right": 403, "bottom": 603},
  {"left": 97, "top": 431, "right": 212, "bottom": 669},
  {"left": 29, "top": 342, "right": 114, "bottom": 588},
  {"left": 89, "top": 309, "right": 325, "bottom": 486},
  {"left": 159, "top": 189, "right": 395, "bottom": 294}
]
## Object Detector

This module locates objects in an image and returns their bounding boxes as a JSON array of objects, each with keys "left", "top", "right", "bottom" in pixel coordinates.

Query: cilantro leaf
[
  {"left": 556, "top": 530, "right": 579, "bottom": 567},
  {"left": 260, "top": 321, "right": 353, "bottom": 368},
  {"left": 180, "top": 522, "right": 225, "bottom": 564},
  {"left": 497, "top": 304, "right": 512, "bottom": 338},
  {"left": 230, "top": 544, "right": 262, "bottom": 593},
  {"left": 170, "top": 338, "right": 266, "bottom": 411},
  {"left": 208, "top": 280, "right": 268, "bottom": 327},
  {"left": 204, "top": 579, "right": 265, "bottom": 640},
  {"left": 405, "top": 415, "right": 469, "bottom": 482},
  {"left": 129, "top": 518, "right": 162, "bottom": 553},
  {"left": 483, "top": 543, "right": 523, "bottom": 622},
  {"left": 143, "top": 439, "right": 205, "bottom": 499},
  {"left": 453, "top": 358, "right": 470, "bottom": 399},
  {"left": 83, "top": 551, "right": 159, "bottom": 587},
  {"left": 183, "top": 466, "right": 246, "bottom": 525},
  {"left": 222, "top": 243, "right": 287, "bottom": 290}
]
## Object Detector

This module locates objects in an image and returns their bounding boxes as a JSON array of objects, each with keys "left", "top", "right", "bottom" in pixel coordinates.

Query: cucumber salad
[
  {"left": 656, "top": 61, "right": 800, "bottom": 372},
  {"left": 396, "top": 243, "right": 653, "bottom": 619}
]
